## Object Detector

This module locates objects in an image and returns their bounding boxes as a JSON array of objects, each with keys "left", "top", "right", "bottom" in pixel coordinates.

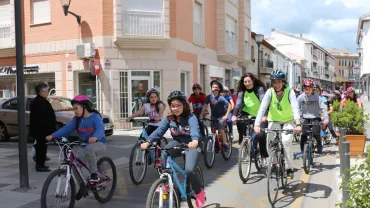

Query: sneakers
[
  {"left": 89, "top": 173, "right": 100, "bottom": 183},
  {"left": 295, "top": 152, "right": 303, "bottom": 159},
  {"left": 261, "top": 157, "right": 267, "bottom": 167},
  {"left": 287, "top": 169, "right": 294, "bottom": 179},
  {"left": 195, "top": 189, "right": 206, "bottom": 208},
  {"left": 222, "top": 143, "right": 229, "bottom": 151},
  {"left": 156, "top": 184, "right": 170, "bottom": 192},
  {"left": 155, "top": 159, "right": 162, "bottom": 167}
]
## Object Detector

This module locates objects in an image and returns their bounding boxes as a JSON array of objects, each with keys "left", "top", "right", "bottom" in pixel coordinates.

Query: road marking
[
  {"left": 113, "top": 157, "right": 130, "bottom": 167},
  {"left": 290, "top": 170, "right": 310, "bottom": 208}
]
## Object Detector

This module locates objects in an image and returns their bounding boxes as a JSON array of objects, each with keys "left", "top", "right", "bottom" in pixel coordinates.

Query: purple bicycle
[{"left": 41, "top": 138, "right": 117, "bottom": 208}]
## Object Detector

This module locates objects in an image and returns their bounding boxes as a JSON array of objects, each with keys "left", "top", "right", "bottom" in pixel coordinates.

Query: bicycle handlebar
[
  {"left": 48, "top": 137, "right": 89, "bottom": 145},
  {"left": 262, "top": 128, "right": 293, "bottom": 134}
]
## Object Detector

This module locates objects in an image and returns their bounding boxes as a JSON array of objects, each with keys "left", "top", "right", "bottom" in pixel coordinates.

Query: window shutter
[
  {"left": 0, "top": 0, "right": 11, "bottom": 26},
  {"left": 33, "top": 0, "right": 51, "bottom": 24}
]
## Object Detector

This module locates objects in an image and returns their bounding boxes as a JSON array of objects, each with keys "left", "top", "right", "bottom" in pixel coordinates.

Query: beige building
[
  {"left": 326, "top": 48, "right": 360, "bottom": 89},
  {"left": 0, "top": 0, "right": 252, "bottom": 129}
]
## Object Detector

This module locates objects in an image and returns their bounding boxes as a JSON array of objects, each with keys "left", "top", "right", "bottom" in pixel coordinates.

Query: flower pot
[{"left": 341, "top": 134, "right": 366, "bottom": 157}]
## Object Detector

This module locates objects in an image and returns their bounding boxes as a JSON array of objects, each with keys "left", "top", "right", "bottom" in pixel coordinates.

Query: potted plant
[{"left": 331, "top": 100, "right": 369, "bottom": 157}]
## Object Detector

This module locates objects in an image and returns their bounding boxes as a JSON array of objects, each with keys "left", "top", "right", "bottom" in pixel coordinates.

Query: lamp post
[
  {"left": 59, "top": 0, "right": 81, "bottom": 24},
  {"left": 255, "top": 34, "right": 264, "bottom": 78}
]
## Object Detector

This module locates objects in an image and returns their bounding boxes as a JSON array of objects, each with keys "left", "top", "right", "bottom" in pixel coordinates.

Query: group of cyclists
[{"left": 41, "top": 67, "right": 363, "bottom": 208}]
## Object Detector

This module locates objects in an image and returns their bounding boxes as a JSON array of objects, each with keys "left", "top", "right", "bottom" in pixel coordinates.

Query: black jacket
[{"left": 29, "top": 95, "right": 57, "bottom": 138}]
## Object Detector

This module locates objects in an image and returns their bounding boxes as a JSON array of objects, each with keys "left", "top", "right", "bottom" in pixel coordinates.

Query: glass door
[{"left": 131, "top": 74, "right": 151, "bottom": 118}]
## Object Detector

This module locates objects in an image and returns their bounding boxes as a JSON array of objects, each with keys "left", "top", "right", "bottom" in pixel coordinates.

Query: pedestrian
[{"left": 29, "top": 83, "right": 56, "bottom": 172}]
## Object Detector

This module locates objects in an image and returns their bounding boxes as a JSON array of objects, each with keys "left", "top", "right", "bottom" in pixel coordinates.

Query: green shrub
[{"left": 331, "top": 100, "right": 369, "bottom": 135}]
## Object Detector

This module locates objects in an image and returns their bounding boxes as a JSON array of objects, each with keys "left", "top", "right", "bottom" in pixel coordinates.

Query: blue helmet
[{"left": 270, "top": 69, "right": 286, "bottom": 81}]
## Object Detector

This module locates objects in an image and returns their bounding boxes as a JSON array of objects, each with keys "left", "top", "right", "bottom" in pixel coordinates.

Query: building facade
[
  {"left": 357, "top": 13, "right": 370, "bottom": 101},
  {"left": 267, "top": 29, "right": 336, "bottom": 90},
  {"left": 326, "top": 48, "right": 360, "bottom": 90},
  {"left": 0, "top": 0, "right": 252, "bottom": 129}
]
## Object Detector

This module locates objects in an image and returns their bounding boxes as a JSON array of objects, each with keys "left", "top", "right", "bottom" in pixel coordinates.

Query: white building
[
  {"left": 267, "top": 29, "right": 335, "bottom": 90},
  {"left": 357, "top": 13, "right": 370, "bottom": 100}
]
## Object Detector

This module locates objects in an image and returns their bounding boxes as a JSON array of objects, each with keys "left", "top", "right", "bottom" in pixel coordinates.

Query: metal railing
[
  {"left": 193, "top": 22, "right": 203, "bottom": 45},
  {"left": 0, "top": 24, "right": 12, "bottom": 48},
  {"left": 124, "top": 11, "right": 163, "bottom": 36},
  {"left": 259, "top": 59, "right": 273, "bottom": 68},
  {"left": 226, "top": 35, "right": 237, "bottom": 54}
]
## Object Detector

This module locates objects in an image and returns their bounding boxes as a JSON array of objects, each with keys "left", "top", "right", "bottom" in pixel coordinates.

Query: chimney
[{"left": 300, "top": 34, "right": 302, "bottom": 38}]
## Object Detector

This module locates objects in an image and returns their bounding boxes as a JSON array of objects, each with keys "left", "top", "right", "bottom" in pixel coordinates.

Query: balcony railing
[
  {"left": 193, "top": 22, "right": 203, "bottom": 45},
  {"left": 226, "top": 35, "right": 237, "bottom": 54},
  {"left": 259, "top": 59, "right": 273, "bottom": 68},
  {"left": 0, "top": 24, "right": 12, "bottom": 48},
  {"left": 124, "top": 11, "right": 163, "bottom": 36}
]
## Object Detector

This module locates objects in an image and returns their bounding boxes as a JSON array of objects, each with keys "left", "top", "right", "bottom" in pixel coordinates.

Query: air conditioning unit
[{"left": 76, "top": 43, "right": 96, "bottom": 59}]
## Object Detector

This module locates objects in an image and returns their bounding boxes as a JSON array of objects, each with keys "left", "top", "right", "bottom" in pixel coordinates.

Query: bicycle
[
  {"left": 41, "top": 138, "right": 117, "bottom": 208},
  {"left": 202, "top": 118, "right": 233, "bottom": 168},
  {"left": 263, "top": 127, "right": 293, "bottom": 205},
  {"left": 302, "top": 120, "right": 321, "bottom": 174},
  {"left": 129, "top": 119, "right": 168, "bottom": 185},
  {"left": 145, "top": 144, "right": 205, "bottom": 208},
  {"left": 237, "top": 116, "right": 264, "bottom": 183}
]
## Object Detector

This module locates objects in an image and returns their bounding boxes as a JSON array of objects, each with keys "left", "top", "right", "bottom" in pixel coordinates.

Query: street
[{"left": 0, "top": 130, "right": 340, "bottom": 208}]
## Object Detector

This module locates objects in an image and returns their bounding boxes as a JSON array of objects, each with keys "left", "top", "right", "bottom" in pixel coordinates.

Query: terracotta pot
[{"left": 339, "top": 134, "right": 366, "bottom": 157}]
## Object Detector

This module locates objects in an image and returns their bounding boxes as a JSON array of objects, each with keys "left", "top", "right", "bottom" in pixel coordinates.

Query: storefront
[
  {"left": 77, "top": 72, "right": 98, "bottom": 108},
  {"left": 232, "top": 68, "right": 242, "bottom": 89}
]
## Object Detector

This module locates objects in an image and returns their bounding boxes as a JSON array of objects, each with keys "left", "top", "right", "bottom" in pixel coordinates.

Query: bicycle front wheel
[
  {"left": 203, "top": 136, "right": 215, "bottom": 168},
  {"left": 303, "top": 143, "right": 313, "bottom": 174},
  {"left": 92, "top": 157, "right": 117, "bottom": 203},
  {"left": 129, "top": 143, "right": 148, "bottom": 185},
  {"left": 41, "top": 168, "right": 76, "bottom": 208},
  {"left": 221, "top": 131, "right": 233, "bottom": 160},
  {"left": 238, "top": 139, "right": 252, "bottom": 183},
  {"left": 146, "top": 178, "right": 180, "bottom": 208},
  {"left": 267, "top": 153, "right": 280, "bottom": 205}
]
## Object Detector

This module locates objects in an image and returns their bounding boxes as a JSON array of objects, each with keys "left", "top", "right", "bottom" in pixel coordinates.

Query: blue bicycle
[{"left": 145, "top": 144, "right": 204, "bottom": 208}]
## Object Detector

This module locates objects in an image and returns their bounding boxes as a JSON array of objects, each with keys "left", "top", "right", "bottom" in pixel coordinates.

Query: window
[
  {"left": 251, "top": 45, "right": 255, "bottom": 61},
  {"left": 225, "top": 69, "right": 231, "bottom": 88},
  {"left": 0, "top": 0, "right": 10, "bottom": 25},
  {"left": 2, "top": 98, "right": 17, "bottom": 110},
  {"left": 32, "top": 0, "right": 51, "bottom": 24},
  {"left": 231, "top": 0, "right": 238, "bottom": 5},
  {"left": 244, "top": 0, "right": 250, "bottom": 14},
  {"left": 200, "top": 64, "right": 206, "bottom": 89},
  {"left": 226, "top": 16, "right": 237, "bottom": 54},
  {"left": 244, "top": 41, "right": 248, "bottom": 59},
  {"left": 180, "top": 72, "right": 187, "bottom": 95},
  {"left": 193, "top": 1, "right": 203, "bottom": 45}
]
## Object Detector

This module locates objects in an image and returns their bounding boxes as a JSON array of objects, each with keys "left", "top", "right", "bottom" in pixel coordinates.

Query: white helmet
[{"left": 223, "top": 86, "right": 229, "bottom": 92}]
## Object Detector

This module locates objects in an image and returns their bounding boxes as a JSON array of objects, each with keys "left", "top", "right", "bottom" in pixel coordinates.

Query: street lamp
[
  {"left": 59, "top": 0, "right": 81, "bottom": 24},
  {"left": 255, "top": 34, "right": 264, "bottom": 78}
]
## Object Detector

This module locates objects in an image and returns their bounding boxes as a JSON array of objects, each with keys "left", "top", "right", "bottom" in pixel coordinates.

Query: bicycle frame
[{"left": 164, "top": 156, "right": 189, "bottom": 200}]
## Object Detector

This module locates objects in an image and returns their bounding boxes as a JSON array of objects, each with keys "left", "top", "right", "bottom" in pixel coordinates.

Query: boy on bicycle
[
  {"left": 296, "top": 79, "right": 329, "bottom": 156},
  {"left": 254, "top": 70, "right": 302, "bottom": 179},
  {"left": 200, "top": 80, "right": 232, "bottom": 149}
]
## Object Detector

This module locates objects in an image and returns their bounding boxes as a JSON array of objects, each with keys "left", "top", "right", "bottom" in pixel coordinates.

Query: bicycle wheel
[
  {"left": 280, "top": 156, "right": 287, "bottom": 189},
  {"left": 41, "top": 168, "right": 76, "bottom": 208},
  {"left": 238, "top": 139, "right": 252, "bottom": 183},
  {"left": 254, "top": 142, "right": 263, "bottom": 172},
  {"left": 203, "top": 135, "right": 215, "bottom": 169},
  {"left": 221, "top": 131, "right": 232, "bottom": 160},
  {"left": 92, "top": 157, "right": 117, "bottom": 203},
  {"left": 186, "top": 165, "right": 206, "bottom": 208},
  {"left": 303, "top": 143, "right": 312, "bottom": 174},
  {"left": 267, "top": 152, "right": 280, "bottom": 205},
  {"left": 129, "top": 143, "right": 148, "bottom": 185},
  {"left": 146, "top": 178, "right": 180, "bottom": 208}
]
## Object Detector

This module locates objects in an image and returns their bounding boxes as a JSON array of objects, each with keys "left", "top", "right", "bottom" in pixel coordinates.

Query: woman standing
[{"left": 232, "top": 73, "right": 268, "bottom": 164}]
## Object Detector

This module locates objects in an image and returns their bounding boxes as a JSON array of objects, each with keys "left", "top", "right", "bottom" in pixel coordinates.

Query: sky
[{"left": 251, "top": 0, "right": 370, "bottom": 53}]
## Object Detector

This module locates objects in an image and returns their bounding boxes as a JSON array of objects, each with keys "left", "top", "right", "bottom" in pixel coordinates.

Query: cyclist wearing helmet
[
  {"left": 221, "top": 86, "right": 235, "bottom": 139},
  {"left": 296, "top": 79, "right": 329, "bottom": 156},
  {"left": 141, "top": 91, "right": 206, "bottom": 207},
  {"left": 188, "top": 83, "right": 207, "bottom": 138},
  {"left": 200, "top": 80, "right": 232, "bottom": 149},
  {"left": 341, "top": 86, "right": 362, "bottom": 109},
  {"left": 254, "top": 69, "right": 302, "bottom": 179},
  {"left": 127, "top": 88, "right": 166, "bottom": 135},
  {"left": 46, "top": 95, "right": 106, "bottom": 199}
]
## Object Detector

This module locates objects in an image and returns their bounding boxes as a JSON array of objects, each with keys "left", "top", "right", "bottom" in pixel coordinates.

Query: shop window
[
  {"left": 78, "top": 73, "right": 97, "bottom": 109},
  {"left": 119, "top": 71, "right": 129, "bottom": 119},
  {"left": 225, "top": 69, "right": 231, "bottom": 88},
  {"left": 180, "top": 72, "right": 187, "bottom": 95}
]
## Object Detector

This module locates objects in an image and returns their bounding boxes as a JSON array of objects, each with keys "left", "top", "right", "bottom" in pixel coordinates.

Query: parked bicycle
[
  {"left": 145, "top": 144, "right": 204, "bottom": 208},
  {"left": 237, "top": 116, "right": 263, "bottom": 183},
  {"left": 202, "top": 118, "right": 233, "bottom": 168},
  {"left": 129, "top": 119, "right": 168, "bottom": 185},
  {"left": 263, "top": 127, "right": 293, "bottom": 205},
  {"left": 41, "top": 138, "right": 117, "bottom": 208}
]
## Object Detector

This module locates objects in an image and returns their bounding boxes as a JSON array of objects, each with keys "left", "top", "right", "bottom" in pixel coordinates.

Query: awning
[
  {"left": 0, "top": 65, "right": 40, "bottom": 75},
  {"left": 0, "top": 72, "right": 55, "bottom": 82}
]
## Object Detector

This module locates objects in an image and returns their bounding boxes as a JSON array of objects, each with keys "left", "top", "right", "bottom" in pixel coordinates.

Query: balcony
[
  {"left": 217, "top": 35, "right": 239, "bottom": 63},
  {"left": 312, "top": 54, "right": 318, "bottom": 62},
  {"left": 226, "top": 35, "right": 237, "bottom": 55},
  {"left": 0, "top": 24, "right": 15, "bottom": 57},
  {"left": 259, "top": 59, "right": 274, "bottom": 74},
  {"left": 114, "top": 9, "right": 170, "bottom": 49}
]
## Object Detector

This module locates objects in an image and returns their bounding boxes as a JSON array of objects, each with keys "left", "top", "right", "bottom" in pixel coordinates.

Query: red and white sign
[
  {"left": 90, "top": 59, "right": 101, "bottom": 76},
  {"left": 67, "top": 62, "right": 72, "bottom": 71},
  {"left": 104, "top": 60, "right": 111, "bottom": 69}
]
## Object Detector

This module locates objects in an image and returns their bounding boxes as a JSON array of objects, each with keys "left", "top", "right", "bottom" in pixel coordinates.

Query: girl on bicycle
[
  {"left": 231, "top": 73, "right": 268, "bottom": 160},
  {"left": 341, "top": 86, "right": 362, "bottom": 109},
  {"left": 127, "top": 88, "right": 165, "bottom": 135},
  {"left": 46, "top": 95, "right": 106, "bottom": 199},
  {"left": 140, "top": 91, "right": 206, "bottom": 208}
]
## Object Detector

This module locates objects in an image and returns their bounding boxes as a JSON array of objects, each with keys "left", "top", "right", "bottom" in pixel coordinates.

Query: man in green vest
[{"left": 254, "top": 69, "right": 302, "bottom": 179}]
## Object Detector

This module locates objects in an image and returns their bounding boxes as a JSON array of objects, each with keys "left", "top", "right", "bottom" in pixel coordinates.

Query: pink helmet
[
  {"left": 146, "top": 88, "right": 160, "bottom": 98},
  {"left": 347, "top": 87, "right": 354, "bottom": 93},
  {"left": 71, "top": 95, "right": 92, "bottom": 107}
]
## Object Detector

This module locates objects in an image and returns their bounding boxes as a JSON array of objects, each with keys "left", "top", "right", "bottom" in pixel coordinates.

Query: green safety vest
[
  {"left": 268, "top": 87, "right": 294, "bottom": 122},
  {"left": 242, "top": 90, "right": 260, "bottom": 117}
]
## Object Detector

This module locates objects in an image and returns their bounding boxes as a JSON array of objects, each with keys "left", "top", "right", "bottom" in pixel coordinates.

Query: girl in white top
[{"left": 127, "top": 88, "right": 166, "bottom": 135}]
